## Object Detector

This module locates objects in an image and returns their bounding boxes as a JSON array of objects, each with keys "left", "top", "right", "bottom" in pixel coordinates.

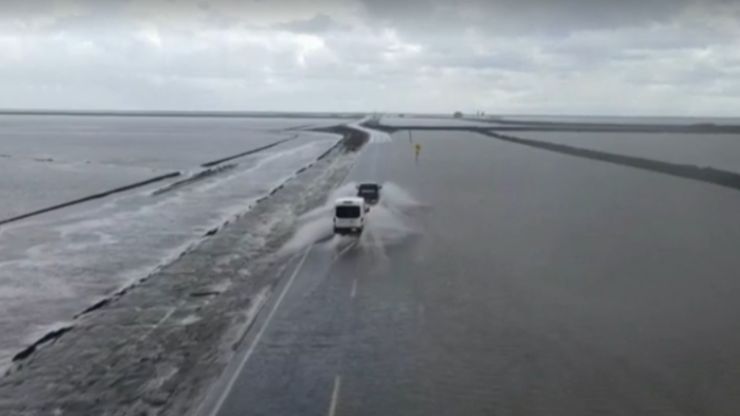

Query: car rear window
[{"left": 336, "top": 206, "right": 361, "bottom": 218}]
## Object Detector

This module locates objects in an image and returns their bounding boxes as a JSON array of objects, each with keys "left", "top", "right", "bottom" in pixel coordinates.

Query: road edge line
[
  {"left": 204, "top": 245, "right": 313, "bottom": 416},
  {"left": 327, "top": 375, "right": 342, "bottom": 416}
]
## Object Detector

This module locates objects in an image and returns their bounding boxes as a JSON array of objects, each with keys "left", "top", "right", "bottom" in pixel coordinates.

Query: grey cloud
[
  {"left": 274, "top": 13, "right": 345, "bottom": 34},
  {"left": 414, "top": 46, "right": 537, "bottom": 72},
  {"left": 1, "top": 0, "right": 740, "bottom": 115},
  {"left": 358, "top": 0, "right": 709, "bottom": 36}
]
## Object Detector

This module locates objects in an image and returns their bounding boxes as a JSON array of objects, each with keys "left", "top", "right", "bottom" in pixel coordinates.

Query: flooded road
[{"left": 211, "top": 129, "right": 740, "bottom": 416}]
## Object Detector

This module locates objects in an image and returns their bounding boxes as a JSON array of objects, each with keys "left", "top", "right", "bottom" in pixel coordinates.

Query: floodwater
[
  {"left": 0, "top": 115, "right": 349, "bottom": 219},
  {"left": 521, "top": 130, "right": 740, "bottom": 173},
  {"left": 216, "top": 129, "right": 740, "bottom": 416},
  {"left": 498, "top": 114, "right": 740, "bottom": 125},
  {"left": 380, "top": 115, "right": 499, "bottom": 128},
  {"left": 0, "top": 115, "right": 350, "bottom": 371}
]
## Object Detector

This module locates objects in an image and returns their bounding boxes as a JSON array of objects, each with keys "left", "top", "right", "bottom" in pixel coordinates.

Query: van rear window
[{"left": 336, "top": 206, "right": 361, "bottom": 218}]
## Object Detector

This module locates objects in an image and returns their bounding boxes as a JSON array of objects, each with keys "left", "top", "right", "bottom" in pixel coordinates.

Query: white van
[{"left": 333, "top": 197, "right": 367, "bottom": 235}]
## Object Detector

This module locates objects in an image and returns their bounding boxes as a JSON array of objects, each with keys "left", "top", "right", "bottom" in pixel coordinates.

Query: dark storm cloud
[
  {"left": 275, "top": 13, "right": 347, "bottom": 34},
  {"left": 1, "top": 0, "right": 739, "bottom": 114},
  {"left": 358, "top": 0, "right": 693, "bottom": 34}
]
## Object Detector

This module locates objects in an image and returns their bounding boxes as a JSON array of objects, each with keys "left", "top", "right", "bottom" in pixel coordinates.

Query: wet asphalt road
[{"left": 212, "top": 129, "right": 740, "bottom": 416}]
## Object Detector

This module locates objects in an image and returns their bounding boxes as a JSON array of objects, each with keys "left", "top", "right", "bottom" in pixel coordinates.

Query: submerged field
[
  {"left": 5, "top": 114, "right": 740, "bottom": 416},
  {"left": 0, "top": 114, "right": 356, "bottom": 370}
]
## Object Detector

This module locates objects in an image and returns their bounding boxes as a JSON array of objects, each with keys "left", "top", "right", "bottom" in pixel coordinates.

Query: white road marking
[
  {"left": 334, "top": 239, "right": 356, "bottom": 260},
  {"left": 205, "top": 245, "right": 313, "bottom": 416},
  {"left": 137, "top": 305, "right": 178, "bottom": 342},
  {"left": 350, "top": 278, "right": 358, "bottom": 299},
  {"left": 327, "top": 375, "right": 342, "bottom": 416}
]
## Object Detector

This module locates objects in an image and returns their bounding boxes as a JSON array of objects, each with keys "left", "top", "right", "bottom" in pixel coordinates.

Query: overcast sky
[{"left": 1, "top": 0, "right": 739, "bottom": 115}]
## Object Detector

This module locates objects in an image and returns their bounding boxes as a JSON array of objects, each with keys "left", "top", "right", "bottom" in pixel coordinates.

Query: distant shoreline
[
  {"left": 2, "top": 110, "right": 738, "bottom": 123},
  {"left": 0, "top": 109, "right": 365, "bottom": 119}
]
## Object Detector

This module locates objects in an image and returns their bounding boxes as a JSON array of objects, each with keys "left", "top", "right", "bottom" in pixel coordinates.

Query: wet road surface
[{"left": 210, "top": 129, "right": 740, "bottom": 416}]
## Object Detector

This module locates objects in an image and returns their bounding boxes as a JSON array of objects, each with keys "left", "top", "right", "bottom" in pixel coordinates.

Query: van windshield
[
  {"left": 336, "top": 206, "right": 361, "bottom": 218},
  {"left": 359, "top": 188, "right": 378, "bottom": 196}
]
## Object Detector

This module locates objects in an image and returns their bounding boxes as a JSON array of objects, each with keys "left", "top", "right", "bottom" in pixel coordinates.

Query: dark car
[{"left": 357, "top": 183, "right": 382, "bottom": 205}]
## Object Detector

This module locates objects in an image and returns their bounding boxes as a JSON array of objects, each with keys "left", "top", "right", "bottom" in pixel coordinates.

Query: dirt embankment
[{"left": 313, "top": 124, "right": 370, "bottom": 152}]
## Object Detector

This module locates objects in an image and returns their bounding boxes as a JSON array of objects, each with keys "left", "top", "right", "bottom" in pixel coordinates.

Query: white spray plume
[{"left": 279, "top": 181, "right": 424, "bottom": 257}]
